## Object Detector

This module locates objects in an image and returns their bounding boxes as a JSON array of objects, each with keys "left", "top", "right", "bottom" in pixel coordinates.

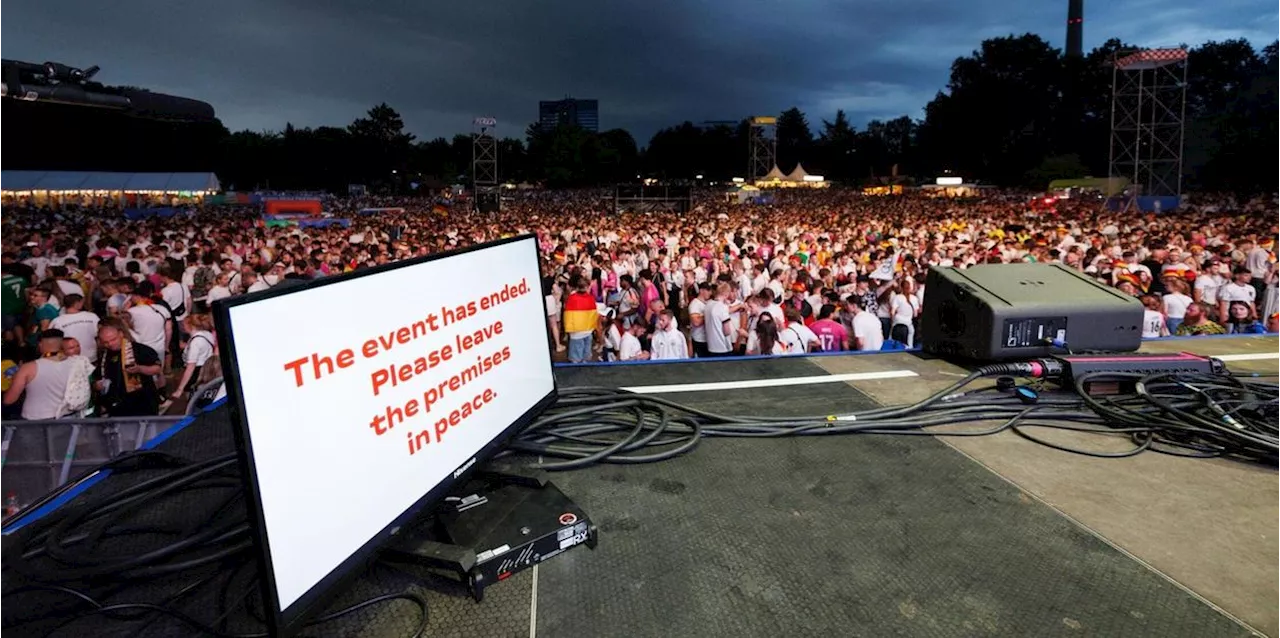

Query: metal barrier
[
  {"left": 1, "top": 415, "right": 184, "bottom": 509},
  {"left": 187, "top": 378, "right": 225, "bottom": 415}
]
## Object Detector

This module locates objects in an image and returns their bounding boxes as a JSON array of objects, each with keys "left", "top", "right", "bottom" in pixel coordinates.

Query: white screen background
[{"left": 226, "top": 237, "right": 554, "bottom": 610}]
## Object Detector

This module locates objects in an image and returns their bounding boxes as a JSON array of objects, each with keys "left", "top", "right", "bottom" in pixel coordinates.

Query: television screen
[{"left": 213, "top": 234, "right": 556, "bottom": 636}]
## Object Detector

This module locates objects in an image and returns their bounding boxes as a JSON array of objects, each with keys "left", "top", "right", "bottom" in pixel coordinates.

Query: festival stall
[
  {"left": 263, "top": 198, "right": 322, "bottom": 216},
  {"left": 754, "top": 164, "right": 828, "bottom": 189},
  {"left": 1, "top": 171, "right": 219, "bottom": 207}
]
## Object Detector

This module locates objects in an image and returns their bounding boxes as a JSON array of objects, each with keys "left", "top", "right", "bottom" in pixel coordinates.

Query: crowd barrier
[{"left": 1, "top": 415, "right": 184, "bottom": 508}]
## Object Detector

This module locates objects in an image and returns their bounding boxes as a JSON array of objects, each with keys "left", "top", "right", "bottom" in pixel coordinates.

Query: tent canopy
[
  {"left": 785, "top": 164, "right": 810, "bottom": 181},
  {"left": 2, "top": 171, "right": 221, "bottom": 193},
  {"left": 761, "top": 166, "right": 786, "bottom": 180}
]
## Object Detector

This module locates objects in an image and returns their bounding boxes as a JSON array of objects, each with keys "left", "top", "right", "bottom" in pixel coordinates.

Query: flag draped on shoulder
[{"left": 562, "top": 292, "right": 599, "bottom": 334}]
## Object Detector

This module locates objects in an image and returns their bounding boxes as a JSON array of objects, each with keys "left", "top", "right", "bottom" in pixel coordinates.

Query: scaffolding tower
[
  {"left": 1107, "top": 48, "right": 1188, "bottom": 213},
  {"left": 472, "top": 117, "right": 499, "bottom": 213},
  {"left": 749, "top": 116, "right": 778, "bottom": 181}
]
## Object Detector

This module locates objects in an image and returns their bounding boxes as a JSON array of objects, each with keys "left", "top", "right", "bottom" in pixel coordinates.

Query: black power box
[
  {"left": 446, "top": 481, "right": 596, "bottom": 600},
  {"left": 383, "top": 473, "right": 597, "bottom": 602},
  {"left": 1050, "top": 352, "right": 1226, "bottom": 394},
  {"left": 919, "top": 263, "right": 1145, "bottom": 361}
]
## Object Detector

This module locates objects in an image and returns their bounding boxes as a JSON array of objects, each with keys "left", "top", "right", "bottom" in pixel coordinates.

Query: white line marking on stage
[
  {"left": 528, "top": 564, "right": 539, "bottom": 638},
  {"left": 1214, "top": 352, "right": 1279, "bottom": 362},
  {"left": 620, "top": 370, "right": 919, "bottom": 395},
  {"left": 529, "top": 453, "right": 542, "bottom": 638}
]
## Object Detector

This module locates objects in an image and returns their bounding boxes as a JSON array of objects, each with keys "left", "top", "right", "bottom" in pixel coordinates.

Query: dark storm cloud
[{"left": 3, "top": 0, "right": 1274, "bottom": 144}]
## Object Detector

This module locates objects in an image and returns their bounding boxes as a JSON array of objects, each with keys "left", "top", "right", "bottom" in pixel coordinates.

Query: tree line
[{"left": 3, "top": 35, "right": 1274, "bottom": 193}]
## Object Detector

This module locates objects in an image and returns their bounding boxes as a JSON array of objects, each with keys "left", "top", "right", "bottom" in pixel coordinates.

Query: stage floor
[
  {"left": 414, "top": 335, "right": 1278, "bottom": 638},
  {"left": 8, "top": 337, "right": 1276, "bottom": 638}
]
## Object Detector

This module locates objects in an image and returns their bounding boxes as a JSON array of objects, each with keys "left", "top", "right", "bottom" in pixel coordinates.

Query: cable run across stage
[{"left": 506, "top": 364, "right": 1279, "bottom": 467}]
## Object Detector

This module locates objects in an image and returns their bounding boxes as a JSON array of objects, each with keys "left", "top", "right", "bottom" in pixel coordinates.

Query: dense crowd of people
[{"left": 1, "top": 188, "right": 1276, "bottom": 420}]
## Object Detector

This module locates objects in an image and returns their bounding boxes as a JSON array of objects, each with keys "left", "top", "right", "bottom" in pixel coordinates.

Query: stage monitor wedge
[
  {"left": 919, "top": 263, "right": 1145, "bottom": 361},
  {"left": 212, "top": 235, "right": 556, "bottom": 637}
]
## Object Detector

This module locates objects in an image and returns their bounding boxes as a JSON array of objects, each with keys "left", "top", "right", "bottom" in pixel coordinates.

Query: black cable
[{"left": 513, "top": 367, "right": 1277, "bottom": 468}]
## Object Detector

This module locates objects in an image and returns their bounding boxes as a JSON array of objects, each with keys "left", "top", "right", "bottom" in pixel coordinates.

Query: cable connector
[{"left": 977, "top": 359, "right": 1063, "bottom": 379}]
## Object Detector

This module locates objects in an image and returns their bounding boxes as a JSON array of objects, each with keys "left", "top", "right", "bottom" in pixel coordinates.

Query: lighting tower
[
  {"left": 471, "top": 117, "right": 499, "bottom": 213},
  {"left": 1107, "top": 48, "right": 1189, "bottom": 212},
  {"left": 748, "top": 116, "right": 777, "bottom": 181}
]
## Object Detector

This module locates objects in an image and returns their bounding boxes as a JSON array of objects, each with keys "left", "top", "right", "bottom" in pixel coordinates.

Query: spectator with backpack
[{"left": 171, "top": 313, "right": 217, "bottom": 403}]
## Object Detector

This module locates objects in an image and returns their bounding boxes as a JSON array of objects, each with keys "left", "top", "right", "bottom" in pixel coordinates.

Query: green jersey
[{"left": 1, "top": 274, "right": 26, "bottom": 316}]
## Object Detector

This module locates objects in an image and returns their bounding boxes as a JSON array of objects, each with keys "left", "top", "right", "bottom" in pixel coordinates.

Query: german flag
[{"left": 562, "top": 292, "right": 599, "bottom": 334}]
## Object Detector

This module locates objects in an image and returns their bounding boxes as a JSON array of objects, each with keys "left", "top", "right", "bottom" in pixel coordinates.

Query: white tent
[
  {"left": 1, "top": 171, "right": 220, "bottom": 193},
  {"left": 761, "top": 166, "right": 786, "bottom": 181},
  {"left": 785, "top": 164, "right": 810, "bottom": 182}
]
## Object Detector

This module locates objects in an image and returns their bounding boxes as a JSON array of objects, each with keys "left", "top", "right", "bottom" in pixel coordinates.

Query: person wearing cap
[{"left": 782, "top": 281, "right": 813, "bottom": 326}]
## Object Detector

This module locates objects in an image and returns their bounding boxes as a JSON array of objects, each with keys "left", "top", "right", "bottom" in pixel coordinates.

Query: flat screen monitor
[{"left": 212, "top": 234, "right": 556, "bottom": 636}]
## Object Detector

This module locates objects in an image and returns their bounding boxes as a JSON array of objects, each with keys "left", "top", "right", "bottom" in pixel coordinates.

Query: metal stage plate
[{"left": 3, "top": 339, "right": 1272, "bottom": 638}]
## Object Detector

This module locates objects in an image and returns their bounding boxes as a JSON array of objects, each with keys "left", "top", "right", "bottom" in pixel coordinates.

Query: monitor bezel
[{"left": 212, "top": 233, "right": 557, "bottom": 637}]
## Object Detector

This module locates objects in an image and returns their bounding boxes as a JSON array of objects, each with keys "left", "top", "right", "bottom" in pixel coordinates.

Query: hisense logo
[{"left": 453, "top": 457, "right": 476, "bottom": 479}]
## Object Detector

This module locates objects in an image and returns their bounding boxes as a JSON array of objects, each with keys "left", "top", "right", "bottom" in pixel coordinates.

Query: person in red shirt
[{"left": 808, "top": 304, "right": 848, "bottom": 352}]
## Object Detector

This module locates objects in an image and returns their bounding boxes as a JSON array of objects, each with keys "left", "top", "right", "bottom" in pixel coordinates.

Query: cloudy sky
[{"left": 3, "top": 0, "right": 1275, "bottom": 144}]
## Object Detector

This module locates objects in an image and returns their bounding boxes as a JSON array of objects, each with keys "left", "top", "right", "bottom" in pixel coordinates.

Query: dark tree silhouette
[{"left": 3, "top": 35, "right": 1275, "bottom": 193}]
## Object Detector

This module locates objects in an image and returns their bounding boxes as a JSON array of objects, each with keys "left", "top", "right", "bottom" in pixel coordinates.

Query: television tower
[{"left": 1066, "top": 0, "right": 1084, "bottom": 57}]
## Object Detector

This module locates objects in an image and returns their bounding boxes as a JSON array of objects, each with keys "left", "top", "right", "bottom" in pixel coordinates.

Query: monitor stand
[{"left": 382, "top": 463, "right": 597, "bottom": 602}]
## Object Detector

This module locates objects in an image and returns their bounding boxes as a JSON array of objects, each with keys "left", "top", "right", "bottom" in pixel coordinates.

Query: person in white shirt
[
  {"left": 617, "top": 322, "right": 649, "bottom": 361},
  {"left": 172, "top": 313, "right": 217, "bottom": 401},
  {"left": 49, "top": 294, "right": 100, "bottom": 362},
  {"left": 126, "top": 284, "right": 172, "bottom": 365},
  {"left": 1194, "top": 268, "right": 1224, "bottom": 309},
  {"left": 244, "top": 270, "right": 271, "bottom": 294},
  {"left": 1161, "top": 278, "right": 1193, "bottom": 334},
  {"left": 889, "top": 280, "right": 920, "bottom": 346},
  {"left": 778, "top": 308, "right": 820, "bottom": 354},
  {"left": 206, "top": 272, "right": 233, "bottom": 305},
  {"left": 602, "top": 311, "right": 623, "bottom": 362},
  {"left": 703, "top": 282, "right": 738, "bottom": 357},
  {"left": 746, "top": 314, "right": 786, "bottom": 355},
  {"left": 3, "top": 330, "right": 77, "bottom": 419},
  {"left": 687, "top": 283, "right": 711, "bottom": 357},
  {"left": 847, "top": 296, "right": 885, "bottom": 352},
  {"left": 1218, "top": 267, "right": 1257, "bottom": 321},
  {"left": 650, "top": 310, "right": 689, "bottom": 360},
  {"left": 159, "top": 266, "right": 192, "bottom": 318},
  {"left": 1140, "top": 294, "right": 1169, "bottom": 338},
  {"left": 24, "top": 247, "right": 51, "bottom": 281}
]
